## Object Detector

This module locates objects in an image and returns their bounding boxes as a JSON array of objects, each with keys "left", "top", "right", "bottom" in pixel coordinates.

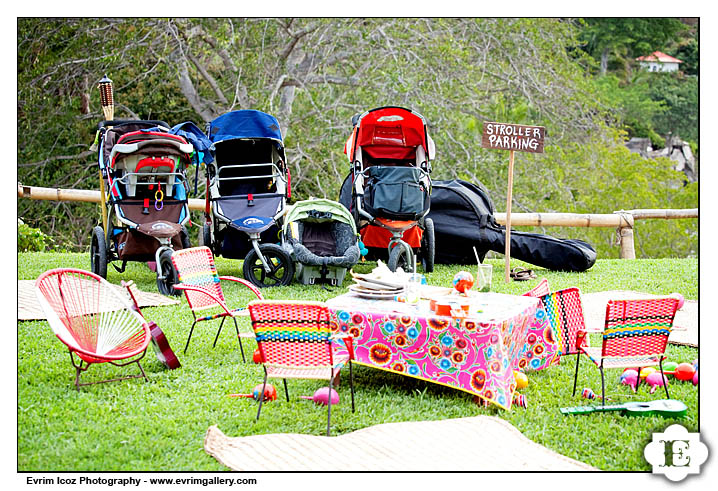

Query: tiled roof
[{"left": 636, "top": 51, "right": 683, "bottom": 63}]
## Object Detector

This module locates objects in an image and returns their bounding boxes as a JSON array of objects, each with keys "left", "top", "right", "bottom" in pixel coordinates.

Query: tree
[
  {"left": 579, "top": 18, "right": 686, "bottom": 77},
  {"left": 17, "top": 18, "right": 696, "bottom": 259}
]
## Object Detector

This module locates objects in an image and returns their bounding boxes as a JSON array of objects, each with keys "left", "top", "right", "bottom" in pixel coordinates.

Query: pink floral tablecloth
[{"left": 327, "top": 292, "right": 558, "bottom": 410}]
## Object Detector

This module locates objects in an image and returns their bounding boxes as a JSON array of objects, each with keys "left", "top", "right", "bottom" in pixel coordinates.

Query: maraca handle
[{"left": 228, "top": 393, "right": 254, "bottom": 398}]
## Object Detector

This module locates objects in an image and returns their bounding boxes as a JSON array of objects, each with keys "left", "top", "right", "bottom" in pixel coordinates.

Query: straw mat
[
  {"left": 581, "top": 291, "right": 697, "bottom": 347},
  {"left": 204, "top": 416, "right": 596, "bottom": 471},
  {"left": 18, "top": 280, "right": 179, "bottom": 321}
]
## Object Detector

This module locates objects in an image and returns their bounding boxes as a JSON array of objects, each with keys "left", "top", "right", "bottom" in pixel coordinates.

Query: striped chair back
[
  {"left": 540, "top": 287, "right": 587, "bottom": 356},
  {"left": 171, "top": 246, "right": 225, "bottom": 311},
  {"left": 602, "top": 298, "right": 679, "bottom": 358},
  {"left": 248, "top": 301, "right": 333, "bottom": 368},
  {"left": 523, "top": 278, "right": 550, "bottom": 299}
]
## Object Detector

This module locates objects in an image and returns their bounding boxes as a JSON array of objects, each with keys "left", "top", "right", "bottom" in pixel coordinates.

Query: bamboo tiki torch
[{"left": 97, "top": 75, "right": 114, "bottom": 233}]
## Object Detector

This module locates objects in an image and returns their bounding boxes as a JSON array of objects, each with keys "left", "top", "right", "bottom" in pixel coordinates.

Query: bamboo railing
[{"left": 17, "top": 184, "right": 697, "bottom": 259}]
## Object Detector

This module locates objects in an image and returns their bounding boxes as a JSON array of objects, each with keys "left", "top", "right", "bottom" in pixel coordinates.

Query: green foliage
[
  {"left": 18, "top": 220, "right": 54, "bottom": 252},
  {"left": 16, "top": 18, "right": 698, "bottom": 259},
  {"left": 646, "top": 73, "right": 698, "bottom": 143}
]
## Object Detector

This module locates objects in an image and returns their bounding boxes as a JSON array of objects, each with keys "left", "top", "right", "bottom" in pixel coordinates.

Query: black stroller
[
  {"left": 203, "top": 110, "right": 294, "bottom": 288},
  {"left": 90, "top": 119, "right": 193, "bottom": 295}
]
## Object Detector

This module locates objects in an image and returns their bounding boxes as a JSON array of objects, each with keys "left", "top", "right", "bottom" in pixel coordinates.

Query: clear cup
[
  {"left": 405, "top": 273, "right": 425, "bottom": 303},
  {"left": 476, "top": 264, "right": 493, "bottom": 292}
]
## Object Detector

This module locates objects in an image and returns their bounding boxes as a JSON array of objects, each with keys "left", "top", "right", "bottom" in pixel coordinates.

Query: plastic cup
[{"left": 476, "top": 264, "right": 493, "bottom": 292}]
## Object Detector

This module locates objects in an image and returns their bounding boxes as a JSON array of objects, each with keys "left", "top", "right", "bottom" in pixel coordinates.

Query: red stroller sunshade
[{"left": 351, "top": 107, "right": 427, "bottom": 161}]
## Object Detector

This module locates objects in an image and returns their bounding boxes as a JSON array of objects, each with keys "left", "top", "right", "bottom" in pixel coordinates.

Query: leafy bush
[{"left": 18, "top": 219, "right": 54, "bottom": 252}]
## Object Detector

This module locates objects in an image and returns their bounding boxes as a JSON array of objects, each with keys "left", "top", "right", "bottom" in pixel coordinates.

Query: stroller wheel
[
  {"left": 156, "top": 249, "right": 181, "bottom": 296},
  {"left": 243, "top": 244, "right": 295, "bottom": 288},
  {"left": 90, "top": 226, "right": 108, "bottom": 279},
  {"left": 199, "top": 223, "right": 212, "bottom": 249},
  {"left": 388, "top": 242, "right": 414, "bottom": 273},
  {"left": 180, "top": 225, "right": 191, "bottom": 249},
  {"left": 420, "top": 217, "right": 435, "bottom": 273}
]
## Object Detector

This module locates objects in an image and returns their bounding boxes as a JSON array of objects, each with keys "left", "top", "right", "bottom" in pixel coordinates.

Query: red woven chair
[
  {"left": 34, "top": 268, "right": 151, "bottom": 390},
  {"left": 572, "top": 297, "right": 680, "bottom": 402},
  {"left": 248, "top": 300, "right": 355, "bottom": 436},
  {"left": 171, "top": 246, "right": 263, "bottom": 361}
]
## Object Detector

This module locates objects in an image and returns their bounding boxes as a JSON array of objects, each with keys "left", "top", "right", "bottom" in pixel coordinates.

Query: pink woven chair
[
  {"left": 171, "top": 246, "right": 263, "bottom": 361},
  {"left": 522, "top": 278, "right": 550, "bottom": 299},
  {"left": 539, "top": 287, "right": 597, "bottom": 361},
  {"left": 573, "top": 297, "right": 679, "bottom": 402},
  {"left": 248, "top": 300, "right": 355, "bottom": 436},
  {"left": 34, "top": 268, "right": 151, "bottom": 390}
]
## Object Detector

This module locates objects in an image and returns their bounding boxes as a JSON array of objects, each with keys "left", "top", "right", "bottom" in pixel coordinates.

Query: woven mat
[
  {"left": 18, "top": 280, "right": 179, "bottom": 321},
  {"left": 204, "top": 416, "right": 595, "bottom": 471},
  {"left": 581, "top": 290, "right": 697, "bottom": 347}
]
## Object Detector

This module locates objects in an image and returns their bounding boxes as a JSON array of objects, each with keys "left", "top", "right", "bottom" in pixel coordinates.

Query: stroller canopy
[
  {"left": 283, "top": 199, "right": 356, "bottom": 236},
  {"left": 208, "top": 110, "right": 284, "bottom": 146},
  {"left": 345, "top": 106, "right": 434, "bottom": 161}
]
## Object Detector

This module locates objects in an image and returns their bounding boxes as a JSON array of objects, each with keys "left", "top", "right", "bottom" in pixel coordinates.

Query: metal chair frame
[{"left": 171, "top": 246, "right": 264, "bottom": 361}]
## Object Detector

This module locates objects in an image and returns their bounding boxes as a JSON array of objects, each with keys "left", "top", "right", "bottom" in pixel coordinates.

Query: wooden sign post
[{"left": 481, "top": 122, "right": 545, "bottom": 282}]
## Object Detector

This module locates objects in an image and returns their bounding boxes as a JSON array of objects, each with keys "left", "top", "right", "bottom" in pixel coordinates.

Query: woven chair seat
[
  {"left": 34, "top": 268, "right": 151, "bottom": 389},
  {"left": 580, "top": 346, "right": 662, "bottom": 369}
]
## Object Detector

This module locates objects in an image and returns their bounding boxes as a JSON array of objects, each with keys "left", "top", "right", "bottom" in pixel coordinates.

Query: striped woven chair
[
  {"left": 572, "top": 297, "right": 680, "bottom": 402},
  {"left": 248, "top": 300, "right": 355, "bottom": 436},
  {"left": 540, "top": 288, "right": 599, "bottom": 362},
  {"left": 171, "top": 246, "right": 264, "bottom": 360},
  {"left": 34, "top": 268, "right": 151, "bottom": 390}
]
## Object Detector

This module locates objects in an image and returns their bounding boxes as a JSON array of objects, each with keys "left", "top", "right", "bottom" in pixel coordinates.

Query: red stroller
[{"left": 342, "top": 106, "right": 436, "bottom": 272}]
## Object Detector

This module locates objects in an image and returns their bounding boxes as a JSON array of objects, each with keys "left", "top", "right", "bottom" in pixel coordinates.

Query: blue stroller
[{"left": 203, "top": 110, "right": 294, "bottom": 288}]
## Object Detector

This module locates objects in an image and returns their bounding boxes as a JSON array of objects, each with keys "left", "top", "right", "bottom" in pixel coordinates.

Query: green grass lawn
[{"left": 17, "top": 252, "right": 698, "bottom": 471}]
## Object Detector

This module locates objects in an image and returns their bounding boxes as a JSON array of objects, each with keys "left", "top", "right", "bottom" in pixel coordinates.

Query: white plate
[
  {"left": 349, "top": 284, "right": 405, "bottom": 299},
  {"left": 350, "top": 273, "right": 405, "bottom": 290},
  {"left": 352, "top": 278, "right": 405, "bottom": 292}
]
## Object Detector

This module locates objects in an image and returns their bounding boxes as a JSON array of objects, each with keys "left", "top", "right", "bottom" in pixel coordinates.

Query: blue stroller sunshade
[{"left": 208, "top": 110, "right": 283, "bottom": 144}]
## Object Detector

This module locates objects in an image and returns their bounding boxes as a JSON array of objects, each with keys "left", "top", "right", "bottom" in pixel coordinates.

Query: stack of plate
[{"left": 348, "top": 273, "right": 406, "bottom": 300}]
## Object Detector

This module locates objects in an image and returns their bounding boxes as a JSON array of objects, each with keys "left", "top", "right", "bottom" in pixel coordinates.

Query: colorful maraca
[
  {"left": 512, "top": 393, "right": 527, "bottom": 408},
  {"left": 645, "top": 372, "right": 669, "bottom": 394},
  {"left": 453, "top": 271, "right": 474, "bottom": 295},
  {"left": 301, "top": 387, "right": 339, "bottom": 405},
  {"left": 673, "top": 362, "right": 696, "bottom": 381},
  {"left": 620, "top": 369, "right": 639, "bottom": 392},
  {"left": 640, "top": 367, "right": 656, "bottom": 380},
  {"left": 228, "top": 383, "right": 278, "bottom": 401},
  {"left": 582, "top": 387, "right": 611, "bottom": 401}
]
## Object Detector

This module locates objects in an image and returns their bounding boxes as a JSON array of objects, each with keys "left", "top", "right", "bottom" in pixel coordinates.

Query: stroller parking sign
[{"left": 482, "top": 122, "right": 545, "bottom": 283}]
